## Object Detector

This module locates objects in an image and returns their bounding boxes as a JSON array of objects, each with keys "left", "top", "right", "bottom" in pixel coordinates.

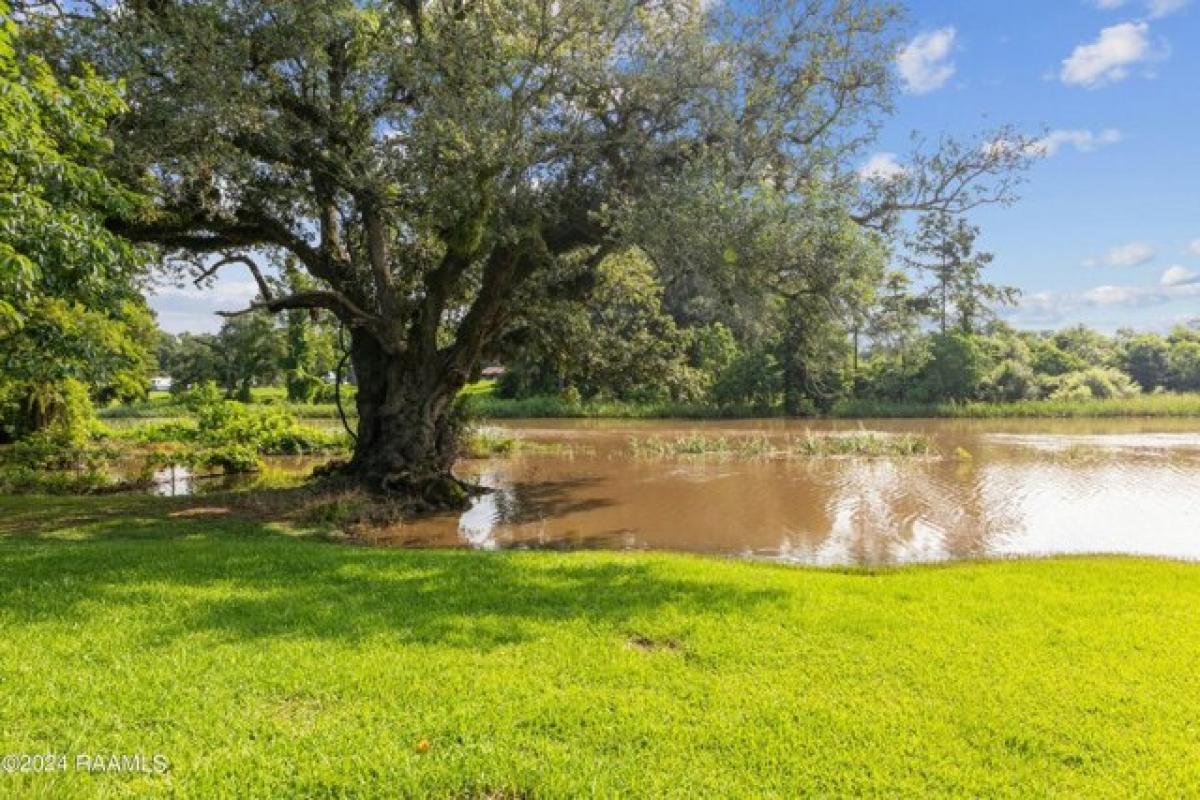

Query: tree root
[{"left": 312, "top": 460, "right": 483, "bottom": 513}]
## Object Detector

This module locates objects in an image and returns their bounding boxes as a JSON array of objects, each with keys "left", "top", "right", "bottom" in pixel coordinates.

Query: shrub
[
  {"left": 561, "top": 386, "right": 583, "bottom": 408},
  {"left": 136, "top": 386, "right": 347, "bottom": 473},
  {"left": 0, "top": 464, "right": 114, "bottom": 495},
  {"left": 1122, "top": 335, "right": 1170, "bottom": 390},
  {"left": 981, "top": 359, "right": 1041, "bottom": 402},
  {"left": 1168, "top": 341, "right": 1200, "bottom": 391},
  {"left": 915, "top": 333, "right": 985, "bottom": 402},
  {"left": 712, "top": 349, "right": 781, "bottom": 408},
  {"left": 1, "top": 378, "right": 96, "bottom": 440},
  {"left": 1, "top": 428, "right": 117, "bottom": 471},
  {"left": 0, "top": 426, "right": 126, "bottom": 495},
  {"left": 1049, "top": 368, "right": 1139, "bottom": 401}
]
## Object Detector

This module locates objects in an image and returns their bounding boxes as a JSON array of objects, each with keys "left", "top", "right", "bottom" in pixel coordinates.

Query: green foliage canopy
[{"left": 0, "top": 4, "right": 152, "bottom": 434}]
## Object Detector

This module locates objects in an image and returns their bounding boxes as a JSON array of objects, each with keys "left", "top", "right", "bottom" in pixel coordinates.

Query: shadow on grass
[{"left": 0, "top": 495, "right": 783, "bottom": 652}]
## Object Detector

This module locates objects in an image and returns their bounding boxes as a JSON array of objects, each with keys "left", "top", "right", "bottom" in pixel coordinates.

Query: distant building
[
  {"left": 150, "top": 376, "right": 173, "bottom": 392},
  {"left": 481, "top": 366, "right": 506, "bottom": 379}
]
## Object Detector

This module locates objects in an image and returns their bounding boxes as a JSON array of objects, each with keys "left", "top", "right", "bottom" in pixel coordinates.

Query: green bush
[
  {"left": 1122, "top": 335, "right": 1170, "bottom": 391},
  {"left": 1168, "top": 341, "right": 1200, "bottom": 391},
  {"left": 981, "top": 359, "right": 1041, "bottom": 402},
  {"left": 1, "top": 428, "right": 117, "bottom": 472},
  {"left": 1049, "top": 368, "right": 1139, "bottom": 401},
  {"left": 712, "top": 349, "right": 781, "bottom": 408},
  {"left": 916, "top": 333, "right": 985, "bottom": 402},
  {"left": 0, "top": 378, "right": 97, "bottom": 441},
  {"left": 132, "top": 383, "right": 347, "bottom": 473},
  {"left": 0, "top": 426, "right": 127, "bottom": 495},
  {"left": 0, "top": 464, "right": 114, "bottom": 495}
]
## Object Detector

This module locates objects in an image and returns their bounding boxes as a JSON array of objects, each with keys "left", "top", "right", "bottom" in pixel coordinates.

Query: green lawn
[{"left": 2, "top": 494, "right": 1200, "bottom": 797}]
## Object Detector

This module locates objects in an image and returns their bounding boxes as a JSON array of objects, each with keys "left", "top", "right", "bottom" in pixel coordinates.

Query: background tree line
[{"left": 492, "top": 211, "right": 1200, "bottom": 412}]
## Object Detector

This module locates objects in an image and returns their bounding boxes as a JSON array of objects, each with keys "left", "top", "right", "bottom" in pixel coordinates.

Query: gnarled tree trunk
[{"left": 345, "top": 330, "right": 471, "bottom": 510}]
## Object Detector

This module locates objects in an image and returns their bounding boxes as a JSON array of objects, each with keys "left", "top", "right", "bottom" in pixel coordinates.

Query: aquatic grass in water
[
  {"left": 462, "top": 427, "right": 586, "bottom": 459},
  {"left": 463, "top": 426, "right": 521, "bottom": 458},
  {"left": 790, "top": 431, "right": 937, "bottom": 457},
  {"left": 628, "top": 433, "right": 775, "bottom": 458},
  {"left": 628, "top": 431, "right": 937, "bottom": 459}
]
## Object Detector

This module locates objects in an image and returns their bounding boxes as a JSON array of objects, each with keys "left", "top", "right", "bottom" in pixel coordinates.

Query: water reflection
[
  {"left": 380, "top": 418, "right": 1200, "bottom": 566},
  {"left": 115, "top": 456, "right": 333, "bottom": 497}
]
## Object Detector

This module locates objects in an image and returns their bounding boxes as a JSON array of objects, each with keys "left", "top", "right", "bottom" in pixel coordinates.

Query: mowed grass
[{"left": 2, "top": 495, "right": 1200, "bottom": 797}]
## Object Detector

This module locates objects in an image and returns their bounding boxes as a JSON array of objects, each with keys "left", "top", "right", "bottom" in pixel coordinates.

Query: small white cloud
[
  {"left": 897, "top": 28, "right": 957, "bottom": 94},
  {"left": 154, "top": 280, "right": 262, "bottom": 304},
  {"left": 1084, "top": 284, "right": 1140, "bottom": 306},
  {"left": 1035, "top": 128, "right": 1123, "bottom": 156},
  {"left": 1162, "top": 265, "right": 1200, "bottom": 286},
  {"left": 1147, "top": 0, "right": 1190, "bottom": 18},
  {"left": 1005, "top": 272, "right": 1200, "bottom": 324},
  {"left": 1089, "top": 241, "right": 1157, "bottom": 267},
  {"left": 1089, "top": 0, "right": 1189, "bottom": 16},
  {"left": 1083, "top": 281, "right": 1200, "bottom": 308},
  {"left": 858, "top": 152, "right": 906, "bottom": 182},
  {"left": 1060, "top": 22, "right": 1156, "bottom": 88},
  {"left": 1188, "top": 239, "right": 1200, "bottom": 256}
]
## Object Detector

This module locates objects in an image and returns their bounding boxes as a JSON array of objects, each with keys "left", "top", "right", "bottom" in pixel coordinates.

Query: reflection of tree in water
[
  {"left": 775, "top": 458, "right": 1023, "bottom": 566},
  {"left": 489, "top": 478, "right": 615, "bottom": 524},
  {"left": 463, "top": 473, "right": 623, "bottom": 551}
]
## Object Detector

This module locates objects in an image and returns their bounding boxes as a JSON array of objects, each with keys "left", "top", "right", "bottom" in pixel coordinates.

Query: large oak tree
[{"left": 19, "top": 0, "right": 1032, "bottom": 506}]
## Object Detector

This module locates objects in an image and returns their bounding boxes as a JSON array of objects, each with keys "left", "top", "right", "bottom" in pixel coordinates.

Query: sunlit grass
[{"left": 1, "top": 493, "right": 1199, "bottom": 797}]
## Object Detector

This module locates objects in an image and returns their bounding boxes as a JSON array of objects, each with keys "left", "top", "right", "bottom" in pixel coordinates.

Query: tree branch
[
  {"left": 218, "top": 290, "right": 378, "bottom": 325},
  {"left": 194, "top": 255, "right": 273, "bottom": 301}
]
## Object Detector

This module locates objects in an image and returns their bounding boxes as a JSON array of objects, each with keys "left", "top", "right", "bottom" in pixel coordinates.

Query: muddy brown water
[{"left": 364, "top": 418, "right": 1200, "bottom": 566}]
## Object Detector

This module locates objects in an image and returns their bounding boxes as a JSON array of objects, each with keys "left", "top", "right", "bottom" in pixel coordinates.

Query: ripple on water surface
[{"left": 364, "top": 418, "right": 1200, "bottom": 566}]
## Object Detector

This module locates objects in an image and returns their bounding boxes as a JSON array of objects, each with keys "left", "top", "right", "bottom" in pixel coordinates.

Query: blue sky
[
  {"left": 149, "top": 0, "right": 1200, "bottom": 333},
  {"left": 878, "top": 0, "right": 1200, "bottom": 331}
]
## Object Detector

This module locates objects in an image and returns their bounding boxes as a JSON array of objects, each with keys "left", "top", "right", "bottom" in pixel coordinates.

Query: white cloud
[
  {"left": 149, "top": 279, "right": 263, "bottom": 333},
  {"left": 1188, "top": 239, "right": 1200, "bottom": 256},
  {"left": 1089, "top": 0, "right": 1190, "bottom": 17},
  {"left": 154, "top": 280, "right": 262, "bottom": 304},
  {"left": 1084, "top": 284, "right": 1143, "bottom": 305},
  {"left": 1005, "top": 279, "right": 1200, "bottom": 325},
  {"left": 1086, "top": 282, "right": 1200, "bottom": 307},
  {"left": 1060, "top": 22, "right": 1155, "bottom": 87},
  {"left": 1147, "top": 0, "right": 1190, "bottom": 18},
  {"left": 858, "top": 152, "right": 906, "bottom": 182},
  {"left": 1034, "top": 128, "right": 1123, "bottom": 156},
  {"left": 1162, "top": 265, "right": 1200, "bottom": 286},
  {"left": 1089, "top": 241, "right": 1157, "bottom": 267},
  {"left": 897, "top": 28, "right": 957, "bottom": 94}
]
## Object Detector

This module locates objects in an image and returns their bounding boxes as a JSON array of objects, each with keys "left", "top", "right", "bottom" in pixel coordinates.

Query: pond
[{"left": 367, "top": 418, "right": 1200, "bottom": 566}]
